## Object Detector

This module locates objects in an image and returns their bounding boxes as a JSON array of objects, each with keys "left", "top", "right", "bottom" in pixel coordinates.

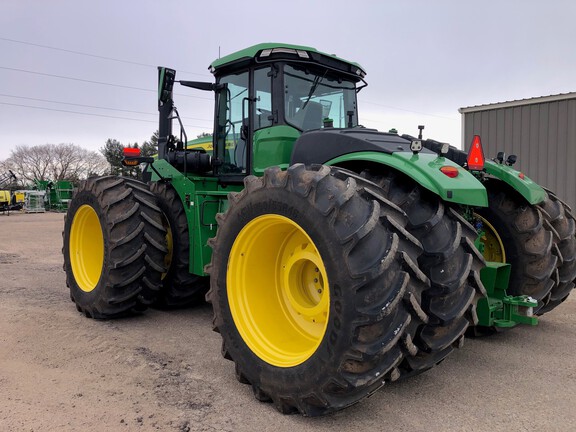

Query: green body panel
[
  {"left": 477, "top": 262, "right": 538, "bottom": 327},
  {"left": 150, "top": 159, "right": 242, "bottom": 276},
  {"left": 327, "top": 151, "right": 488, "bottom": 207},
  {"left": 210, "top": 42, "right": 365, "bottom": 74},
  {"left": 252, "top": 126, "right": 300, "bottom": 175},
  {"left": 484, "top": 160, "right": 546, "bottom": 205}
]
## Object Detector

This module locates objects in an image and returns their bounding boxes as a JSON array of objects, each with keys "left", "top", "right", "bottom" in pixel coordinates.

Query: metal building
[{"left": 459, "top": 92, "right": 576, "bottom": 209}]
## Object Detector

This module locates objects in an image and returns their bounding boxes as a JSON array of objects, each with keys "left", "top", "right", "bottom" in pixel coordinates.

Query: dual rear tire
[
  {"left": 63, "top": 177, "right": 209, "bottom": 318},
  {"left": 476, "top": 181, "right": 576, "bottom": 314},
  {"left": 63, "top": 176, "right": 167, "bottom": 319},
  {"left": 149, "top": 182, "right": 209, "bottom": 307}
]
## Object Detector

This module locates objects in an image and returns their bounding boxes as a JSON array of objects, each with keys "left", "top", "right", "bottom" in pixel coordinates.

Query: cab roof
[{"left": 209, "top": 43, "right": 366, "bottom": 80}]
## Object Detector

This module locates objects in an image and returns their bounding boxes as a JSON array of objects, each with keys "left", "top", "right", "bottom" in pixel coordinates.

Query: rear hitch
[{"left": 476, "top": 262, "right": 538, "bottom": 328}]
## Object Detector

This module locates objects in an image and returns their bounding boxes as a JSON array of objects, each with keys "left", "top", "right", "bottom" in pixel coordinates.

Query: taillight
[
  {"left": 123, "top": 147, "right": 140, "bottom": 157},
  {"left": 123, "top": 147, "right": 140, "bottom": 166},
  {"left": 467, "top": 135, "right": 485, "bottom": 171},
  {"left": 440, "top": 166, "right": 459, "bottom": 178}
]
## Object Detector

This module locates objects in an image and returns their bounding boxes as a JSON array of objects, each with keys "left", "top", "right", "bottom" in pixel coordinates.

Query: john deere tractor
[{"left": 62, "top": 43, "right": 575, "bottom": 416}]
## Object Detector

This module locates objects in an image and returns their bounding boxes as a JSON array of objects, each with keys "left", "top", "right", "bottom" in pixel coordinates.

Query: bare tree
[{"left": 2, "top": 143, "right": 108, "bottom": 183}]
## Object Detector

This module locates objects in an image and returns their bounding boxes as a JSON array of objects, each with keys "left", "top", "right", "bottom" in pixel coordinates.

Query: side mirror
[{"left": 158, "top": 67, "right": 176, "bottom": 105}]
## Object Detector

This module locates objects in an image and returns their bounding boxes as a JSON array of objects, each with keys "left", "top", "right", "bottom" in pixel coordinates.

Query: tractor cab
[
  {"left": 210, "top": 44, "right": 365, "bottom": 179},
  {"left": 157, "top": 43, "right": 366, "bottom": 182}
]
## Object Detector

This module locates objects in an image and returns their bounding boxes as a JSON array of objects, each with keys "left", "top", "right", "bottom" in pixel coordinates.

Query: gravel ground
[{"left": 1, "top": 211, "right": 575, "bottom": 431}]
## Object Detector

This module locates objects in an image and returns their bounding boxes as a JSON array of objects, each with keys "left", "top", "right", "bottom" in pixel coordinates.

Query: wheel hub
[
  {"left": 476, "top": 213, "right": 506, "bottom": 263},
  {"left": 282, "top": 244, "right": 328, "bottom": 325},
  {"left": 227, "top": 214, "right": 330, "bottom": 367},
  {"left": 69, "top": 204, "right": 104, "bottom": 292}
]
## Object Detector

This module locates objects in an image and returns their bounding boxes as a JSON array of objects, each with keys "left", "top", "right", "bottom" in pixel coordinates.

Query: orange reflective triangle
[{"left": 467, "top": 135, "right": 485, "bottom": 171}]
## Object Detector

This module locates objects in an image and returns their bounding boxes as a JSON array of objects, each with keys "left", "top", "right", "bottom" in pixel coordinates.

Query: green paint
[
  {"left": 252, "top": 126, "right": 300, "bottom": 175},
  {"left": 327, "top": 151, "right": 488, "bottom": 207},
  {"left": 150, "top": 159, "right": 242, "bottom": 276},
  {"left": 210, "top": 42, "right": 365, "bottom": 74},
  {"left": 474, "top": 230, "right": 486, "bottom": 255},
  {"left": 476, "top": 262, "right": 538, "bottom": 328},
  {"left": 484, "top": 160, "right": 546, "bottom": 205}
]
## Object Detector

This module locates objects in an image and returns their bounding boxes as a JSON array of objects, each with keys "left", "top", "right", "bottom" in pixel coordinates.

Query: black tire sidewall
[
  {"left": 63, "top": 187, "right": 110, "bottom": 309},
  {"left": 151, "top": 183, "right": 185, "bottom": 283},
  {"left": 213, "top": 186, "right": 361, "bottom": 396},
  {"left": 477, "top": 182, "right": 554, "bottom": 300}
]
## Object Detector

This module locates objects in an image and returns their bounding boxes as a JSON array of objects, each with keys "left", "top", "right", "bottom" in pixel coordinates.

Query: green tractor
[{"left": 62, "top": 43, "right": 575, "bottom": 416}]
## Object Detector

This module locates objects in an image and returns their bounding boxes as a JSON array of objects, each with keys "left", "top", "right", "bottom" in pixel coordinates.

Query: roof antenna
[{"left": 218, "top": 46, "right": 221, "bottom": 59}]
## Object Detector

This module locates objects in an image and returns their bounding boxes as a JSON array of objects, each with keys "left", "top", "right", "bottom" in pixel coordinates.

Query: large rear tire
[
  {"left": 476, "top": 180, "right": 557, "bottom": 312},
  {"left": 206, "top": 164, "right": 430, "bottom": 416},
  {"left": 149, "top": 181, "right": 208, "bottom": 307},
  {"left": 537, "top": 190, "right": 576, "bottom": 313},
  {"left": 361, "top": 169, "right": 485, "bottom": 372},
  {"left": 62, "top": 176, "right": 167, "bottom": 319}
]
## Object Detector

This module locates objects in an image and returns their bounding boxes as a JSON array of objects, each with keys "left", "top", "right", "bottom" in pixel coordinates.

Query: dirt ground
[{"left": 0, "top": 211, "right": 575, "bottom": 432}]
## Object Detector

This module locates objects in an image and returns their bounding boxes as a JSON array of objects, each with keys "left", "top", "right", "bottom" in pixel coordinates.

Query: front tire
[
  {"left": 207, "top": 165, "right": 429, "bottom": 416},
  {"left": 62, "top": 176, "right": 167, "bottom": 319}
]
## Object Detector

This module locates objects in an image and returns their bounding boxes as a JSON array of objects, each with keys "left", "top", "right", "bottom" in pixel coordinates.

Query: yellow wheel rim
[
  {"left": 476, "top": 213, "right": 506, "bottom": 263},
  {"left": 227, "top": 214, "right": 330, "bottom": 368},
  {"left": 69, "top": 205, "right": 104, "bottom": 292}
]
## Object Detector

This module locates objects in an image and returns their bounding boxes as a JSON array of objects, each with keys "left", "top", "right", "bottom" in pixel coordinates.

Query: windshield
[{"left": 284, "top": 64, "right": 358, "bottom": 131}]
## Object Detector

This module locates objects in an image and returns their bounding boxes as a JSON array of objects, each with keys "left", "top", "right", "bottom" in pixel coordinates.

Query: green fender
[
  {"left": 327, "top": 151, "right": 488, "bottom": 207},
  {"left": 484, "top": 160, "right": 547, "bottom": 205}
]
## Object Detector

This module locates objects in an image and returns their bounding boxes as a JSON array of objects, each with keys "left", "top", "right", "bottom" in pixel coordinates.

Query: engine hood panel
[{"left": 290, "top": 128, "right": 434, "bottom": 165}]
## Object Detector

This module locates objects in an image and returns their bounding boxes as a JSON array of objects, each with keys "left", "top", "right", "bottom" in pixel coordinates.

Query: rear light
[
  {"left": 519, "top": 172, "right": 525, "bottom": 180},
  {"left": 467, "top": 135, "right": 485, "bottom": 171},
  {"left": 440, "top": 166, "right": 459, "bottom": 178},
  {"left": 123, "top": 147, "right": 140, "bottom": 166},
  {"left": 123, "top": 147, "right": 140, "bottom": 157}
]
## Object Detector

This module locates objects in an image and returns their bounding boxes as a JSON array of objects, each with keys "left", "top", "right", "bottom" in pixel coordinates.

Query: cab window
[
  {"left": 219, "top": 71, "right": 249, "bottom": 173},
  {"left": 254, "top": 67, "right": 273, "bottom": 130},
  {"left": 284, "top": 64, "right": 358, "bottom": 131}
]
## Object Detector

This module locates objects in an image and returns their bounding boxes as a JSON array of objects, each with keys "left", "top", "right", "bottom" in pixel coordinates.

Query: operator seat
[{"left": 293, "top": 101, "right": 323, "bottom": 131}]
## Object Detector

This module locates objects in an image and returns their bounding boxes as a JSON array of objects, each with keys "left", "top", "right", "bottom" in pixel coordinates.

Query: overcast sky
[{"left": 1, "top": 0, "right": 575, "bottom": 161}]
